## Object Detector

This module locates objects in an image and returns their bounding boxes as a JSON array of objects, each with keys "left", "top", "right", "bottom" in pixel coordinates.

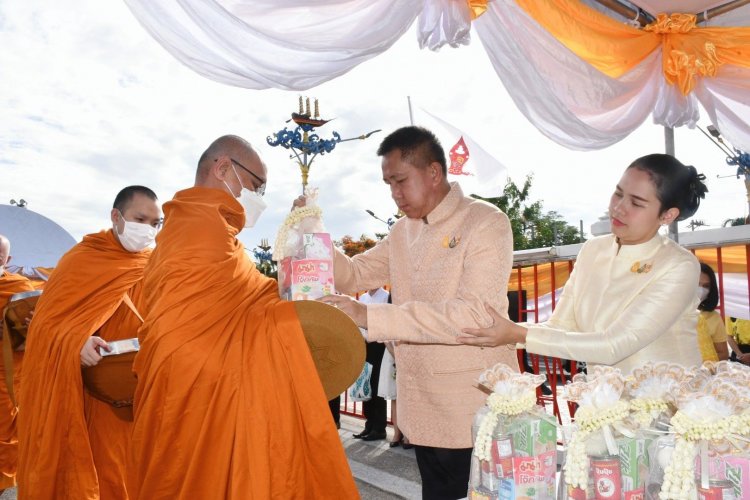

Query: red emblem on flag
[{"left": 448, "top": 136, "right": 472, "bottom": 176}]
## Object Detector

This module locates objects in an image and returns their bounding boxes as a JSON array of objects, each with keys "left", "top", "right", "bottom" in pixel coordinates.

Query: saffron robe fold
[
  {"left": 18, "top": 230, "right": 149, "bottom": 499},
  {"left": 129, "top": 187, "right": 358, "bottom": 500},
  {"left": 0, "top": 271, "right": 35, "bottom": 490}
]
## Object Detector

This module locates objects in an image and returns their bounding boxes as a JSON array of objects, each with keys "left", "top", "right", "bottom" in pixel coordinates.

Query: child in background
[{"left": 697, "top": 262, "right": 729, "bottom": 362}]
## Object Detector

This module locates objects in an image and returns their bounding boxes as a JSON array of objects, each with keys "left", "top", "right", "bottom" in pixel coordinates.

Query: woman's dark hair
[
  {"left": 627, "top": 154, "right": 707, "bottom": 221},
  {"left": 698, "top": 262, "right": 719, "bottom": 312}
]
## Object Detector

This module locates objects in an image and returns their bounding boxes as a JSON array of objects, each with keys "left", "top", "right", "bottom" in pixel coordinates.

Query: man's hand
[
  {"left": 318, "top": 294, "right": 367, "bottom": 329},
  {"left": 80, "top": 336, "right": 110, "bottom": 367},
  {"left": 738, "top": 352, "right": 750, "bottom": 366},
  {"left": 291, "top": 195, "right": 306, "bottom": 211}
]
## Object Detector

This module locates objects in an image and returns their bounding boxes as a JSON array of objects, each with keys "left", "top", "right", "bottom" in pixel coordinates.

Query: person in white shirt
[
  {"left": 460, "top": 153, "right": 707, "bottom": 374},
  {"left": 352, "top": 287, "right": 390, "bottom": 441}
]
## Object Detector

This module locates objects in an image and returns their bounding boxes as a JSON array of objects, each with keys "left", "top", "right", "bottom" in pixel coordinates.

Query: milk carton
[{"left": 617, "top": 437, "right": 651, "bottom": 494}]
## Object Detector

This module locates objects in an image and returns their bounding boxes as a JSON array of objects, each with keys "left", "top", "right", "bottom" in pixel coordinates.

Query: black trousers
[
  {"left": 414, "top": 446, "right": 472, "bottom": 500},
  {"left": 328, "top": 396, "right": 340, "bottom": 425},
  {"left": 362, "top": 341, "right": 387, "bottom": 433}
]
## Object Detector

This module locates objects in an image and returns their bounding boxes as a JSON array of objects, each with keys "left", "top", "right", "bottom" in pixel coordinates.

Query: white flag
[{"left": 415, "top": 107, "right": 507, "bottom": 197}]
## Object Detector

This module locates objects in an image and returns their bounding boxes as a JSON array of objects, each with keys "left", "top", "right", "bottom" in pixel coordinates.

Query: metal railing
[{"left": 339, "top": 226, "right": 750, "bottom": 424}]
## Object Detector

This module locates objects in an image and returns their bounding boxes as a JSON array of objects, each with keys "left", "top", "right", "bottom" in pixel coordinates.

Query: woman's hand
[{"left": 457, "top": 304, "right": 527, "bottom": 347}]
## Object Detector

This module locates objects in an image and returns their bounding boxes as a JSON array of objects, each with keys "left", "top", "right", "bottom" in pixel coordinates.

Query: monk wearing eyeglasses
[{"left": 128, "top": 135, "right": 357, "bottom": 499}]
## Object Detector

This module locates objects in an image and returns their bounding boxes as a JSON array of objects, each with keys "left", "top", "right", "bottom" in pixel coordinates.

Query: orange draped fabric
[
  {"left": 515, "top": 0, "right": 750, "bottom": 95},
  {"left": 506, "top": 262, "right": 573, "bottom": 298},
  {"left": 84, "top": 281, "right": 145, "bottom": 500},
  {"left": 468, "top": 0, "right": 488, "bottom": 20},
  {"left": 129, "top": 187, "right": 358, "bottom": 500},
  {"left": 0, "top": 271, "right": 35, "bottom": 490},
  {"left": 695, "top": 245, "right": 748, "bottom": 274},
  {"left": 18, "top": 230, "right": 150, "bottom": 500}
]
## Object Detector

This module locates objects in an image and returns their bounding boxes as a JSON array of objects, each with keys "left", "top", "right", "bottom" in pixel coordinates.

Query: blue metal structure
[{"left": 267, "top": 97, "right": 380, "bottom": 191}]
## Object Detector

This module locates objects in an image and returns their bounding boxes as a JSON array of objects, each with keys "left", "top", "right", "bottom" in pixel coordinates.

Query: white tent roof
[
  {"left": 0, "top": 204, "right": 76, "bottom": 276},
  {"left": 631, "top": 1, "right": 729, "bottom": 16}
]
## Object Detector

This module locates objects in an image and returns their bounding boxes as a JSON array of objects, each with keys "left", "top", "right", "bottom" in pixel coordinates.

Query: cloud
[{"left": 0, "top": 0, "right": 744, "bottom": 258}]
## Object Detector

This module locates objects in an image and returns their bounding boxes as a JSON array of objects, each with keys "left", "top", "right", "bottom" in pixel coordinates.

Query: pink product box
[
  {"left": 498, "top": 450, "right": 556, "bottom": 499},
  {"left": 280, "top": 258, "right": 335, "bottom": 301},
  {"left": 723, "top": 456, "right": 749, "bottom": 498},
  {"left": 694, "top": 454, "right": 750, "bottom": 498},
  {"left": 279, "top": 233, "right": 335, "bottom": 301}
]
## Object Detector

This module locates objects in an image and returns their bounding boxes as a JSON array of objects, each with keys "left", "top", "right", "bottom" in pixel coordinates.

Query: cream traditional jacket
[
  {"left": 526, "top": 233, "right": 702, "bottom": 374},
  {"left": 333, "top": 183, "right": 517, "bottom": 448}
]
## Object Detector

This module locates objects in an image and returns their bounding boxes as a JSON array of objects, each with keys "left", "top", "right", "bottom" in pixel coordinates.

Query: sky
[{"left": 1, "top": 1, "right": 748, "bottom": 257}]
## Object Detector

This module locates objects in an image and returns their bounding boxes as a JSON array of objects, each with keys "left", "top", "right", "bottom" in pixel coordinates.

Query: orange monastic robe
[
  {"left": 129, "top": 187, "right": 358, "bottom": 500},
  {"left": 18, "top": 230, "right": 150, "bottom": 499},
  {"left": 0, "top": 271, "right": 35, "bottom": 490}
]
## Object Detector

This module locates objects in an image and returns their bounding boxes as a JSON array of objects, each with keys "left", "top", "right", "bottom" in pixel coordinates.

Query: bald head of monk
[
  {"left": 195, "top": 135, "right": 267, "bottom": 197},
  {"left": 110, "top": 186, "right": 162, "bottom": 253},
  {"left": 0, "top": 234, "right": 10, "bottom": 273}
]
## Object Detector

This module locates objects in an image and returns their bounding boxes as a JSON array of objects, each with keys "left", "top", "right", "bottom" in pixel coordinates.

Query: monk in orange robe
[
  {"left": 0, "top": 234, "right": 36, "bottom": 492},
  {"left": 17, "top": 186, "right": 162, "bottom": 499},
  {"left": 129, "top": 135, "right": 358, "bottom": 499}
]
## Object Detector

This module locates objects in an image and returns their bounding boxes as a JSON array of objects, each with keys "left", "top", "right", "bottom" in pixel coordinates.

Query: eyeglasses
[{"left": 229, "top": 158, "right": 266, "bottom": 197}]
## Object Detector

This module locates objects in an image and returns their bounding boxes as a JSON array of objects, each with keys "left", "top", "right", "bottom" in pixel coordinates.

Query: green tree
[
  {"left": 723, "top": 216, "right": 747, "bottom": 227},
  {"left": 472, "top": 174, "right": 583, "bottom": 250}
]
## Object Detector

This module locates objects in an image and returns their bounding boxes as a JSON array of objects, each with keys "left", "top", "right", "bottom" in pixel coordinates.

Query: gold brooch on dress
[
  {"left": 442, "top": 235, "right": 461, "bottom": 248},
  {"left": 630, "top": 261, "right": 652, "bottom": 274}
]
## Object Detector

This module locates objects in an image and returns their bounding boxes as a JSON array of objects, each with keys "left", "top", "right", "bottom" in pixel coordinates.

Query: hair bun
[
  {"left": 687, "top": 166, "right": 708, "bottom": 200},
  {"left": 679, "top": 165, "right": 708, "bottom": 220}
]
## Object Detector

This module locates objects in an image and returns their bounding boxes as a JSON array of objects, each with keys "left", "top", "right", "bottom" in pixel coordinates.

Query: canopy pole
[
  {"left": 407, "top": 96, "right": 414, "bottom": 126},
  {"left": 697, "top": 0, "right": 750, "bottom": 23},
  {"left": 592, "top": 0, "right": 651, "bottom": 26},
  {"left": 593, "top": 0, "right": 750, "bottom": 26},
  {"left": 665, "top": 126, "right": 679, "bottom": 242}
]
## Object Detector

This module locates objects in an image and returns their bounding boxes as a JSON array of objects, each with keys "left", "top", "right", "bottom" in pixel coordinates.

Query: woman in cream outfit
[{"left": 460, "top": 154, "right": 708, "bottom": 374}]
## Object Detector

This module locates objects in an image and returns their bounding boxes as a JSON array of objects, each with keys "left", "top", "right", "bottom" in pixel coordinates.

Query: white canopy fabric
[
  {"left": 123, "top": 0, "right": 750, "bottom": 152},
  {"left": 123, "top": 0, "right": 423, "bottom": 90},
  {"left": 630, "top": 1, "right": 728, "bottom": 17},
  {"left": 0, "top": 204, "right": 76, "bottom": 278},
  {"left": 474, "top": 1, "right": 750, "bottom": 152}
]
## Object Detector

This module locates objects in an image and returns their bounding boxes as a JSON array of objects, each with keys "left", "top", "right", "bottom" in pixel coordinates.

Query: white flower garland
[
  {"left": 564, "top": 400, "right": 630, "bottom": 490},
  {"left": 473, "top": 392, "right": 537, "bottom": 462},
  {"left": 630, "top": 398, "right": 669, "bottom": 427},
  {"left": 659, "top": 411, "right": 750, "bottom": 500},
  {"left": 272, "top": 205, "right": 323, "bottom": 261}
]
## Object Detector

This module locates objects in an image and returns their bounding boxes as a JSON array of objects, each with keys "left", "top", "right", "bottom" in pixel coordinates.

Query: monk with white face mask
[
  {"left": 128, "top": 135, "right": 357, "bottom": 499},
  {"left": 18, "top": 186, "right": 161, "bottom": 500}
]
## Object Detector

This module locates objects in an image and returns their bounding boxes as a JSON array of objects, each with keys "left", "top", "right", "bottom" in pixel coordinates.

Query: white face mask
[
  {"left": 224, "top": 165, "right": 267, "bottom": 228},
  {"left": 698, "top": 286, "right": 709, "bottom": 302},
  {"left": 115, "top": 213, "right": 157, "bottom": 252}
]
